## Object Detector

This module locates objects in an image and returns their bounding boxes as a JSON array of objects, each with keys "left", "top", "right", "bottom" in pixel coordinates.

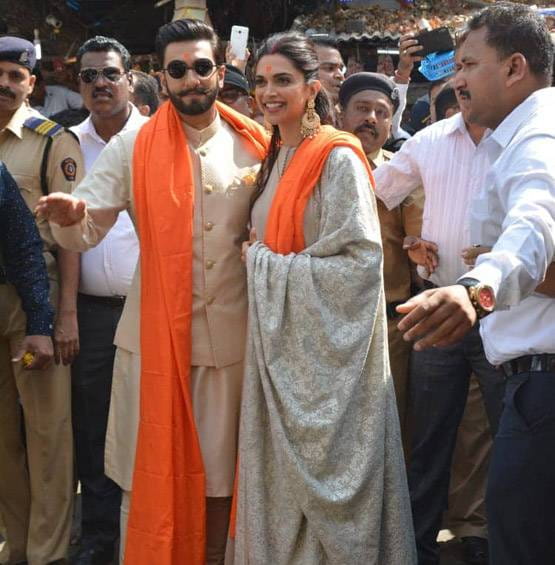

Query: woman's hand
[{"left": 241, "top": 227, "right": 257, "bottom": 263}]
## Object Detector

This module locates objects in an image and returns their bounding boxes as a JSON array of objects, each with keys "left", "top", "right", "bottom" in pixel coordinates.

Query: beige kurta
[{"left": 50, "top": 112, "right": 261, "bottom": 496}]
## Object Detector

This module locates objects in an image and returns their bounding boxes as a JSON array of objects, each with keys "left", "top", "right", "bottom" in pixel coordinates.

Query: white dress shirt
[
  {"left": 71, "top": 104, "right": 147, "bottom": 297},
  {"left": 465, "top": 87, "right": 555, "bottom": 365},
  {"left": 35, "top": 85, "right": 84, "bottom": 117},
  {"left": 374, "top": 112, "right": 491, "bottom": 288}
]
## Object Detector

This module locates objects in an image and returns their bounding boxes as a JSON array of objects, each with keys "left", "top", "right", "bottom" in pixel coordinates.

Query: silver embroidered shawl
[{"left": 234, "top": 149, "right": 416, "bottom": 564}]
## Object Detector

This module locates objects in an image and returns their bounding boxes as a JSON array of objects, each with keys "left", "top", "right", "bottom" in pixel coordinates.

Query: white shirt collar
[
  {"left": 72, "top": 102, "right": 144, "bottom": 145},
  {"left": 442, "top": 112, "right": 468, "bottom": 137},
  {"left": 490, "top": 87, "right": 554, "bottom": 149}
]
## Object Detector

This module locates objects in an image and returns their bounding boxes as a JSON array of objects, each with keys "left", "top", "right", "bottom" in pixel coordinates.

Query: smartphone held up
[{"left": 230, "top": 25, "right": 249, "bottom": 60}]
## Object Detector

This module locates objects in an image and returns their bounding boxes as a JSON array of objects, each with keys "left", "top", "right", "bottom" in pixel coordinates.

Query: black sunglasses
[
  {"left": 79, "top": 67, "right": 126, "bottom": 84},
  {"left": 163, "top": 59, "right": 218, "bottom": 79}
]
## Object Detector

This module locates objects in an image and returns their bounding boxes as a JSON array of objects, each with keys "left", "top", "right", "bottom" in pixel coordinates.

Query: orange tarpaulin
[{"left": 126, "top": 99, "right": 268, "bottom": 565}]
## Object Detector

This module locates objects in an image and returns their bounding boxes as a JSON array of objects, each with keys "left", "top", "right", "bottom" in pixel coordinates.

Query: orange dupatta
[
  {"left": 126, "top": 100, "right": 268, "bottom": 565},
  {"left": 264, "top": 125, "right": 375, "bottom": 254}
]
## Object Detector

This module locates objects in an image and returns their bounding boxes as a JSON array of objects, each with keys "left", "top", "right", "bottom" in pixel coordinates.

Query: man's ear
[
  {"left": 138, "top": 104, "right": 150, "bottom": 117},
  {"left": 160, "top": 70, "right": 168, "bottom": 92},
  {"left": 27, "top": 74, "right": 36, "bottom": 96},
  {"left": 506, "top": 53, "right": 527, "bottom": 87},
  {"left": 217, "top": 64, "right": 226, "bottom": 89},
  {"left": 247, "top": 95, "right": 255, "bottom": 117}
]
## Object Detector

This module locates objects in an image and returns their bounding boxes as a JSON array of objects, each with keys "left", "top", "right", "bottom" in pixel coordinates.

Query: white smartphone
[{"left": 230, "top": 25, "right": 249, "bottom": 60}]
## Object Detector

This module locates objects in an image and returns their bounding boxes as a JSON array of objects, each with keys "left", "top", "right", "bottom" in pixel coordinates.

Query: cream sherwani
[{"left": 50, "top": 113, "right": 261, "bottom": 500}]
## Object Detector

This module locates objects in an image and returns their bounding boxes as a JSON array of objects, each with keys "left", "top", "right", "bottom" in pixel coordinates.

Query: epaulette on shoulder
[{"left": 24, "top": 116, "right": 64, "bottom": 138}]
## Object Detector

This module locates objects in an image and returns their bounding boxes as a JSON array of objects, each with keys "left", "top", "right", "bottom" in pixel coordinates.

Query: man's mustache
[
  {"left": 457, "top": 89, "right": 471, "bottom": 99},
  {"left": 355, "top": 123, "right": 378, "bottom": 137},
  {"left": 177, "top": 88, "right": 210, "bottom": 97},
  {"left": 93, "top": 88, "right": 112, "bottom": 98},
  {"left": 0, "top": 86, "right": 15, "bottom": 99}
]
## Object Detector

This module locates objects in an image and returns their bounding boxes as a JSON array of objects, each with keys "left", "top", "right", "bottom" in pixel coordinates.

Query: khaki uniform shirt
[
  {"left": 51, "top": 113, "right": 261, "bottom": 367},
  {"left": 0, "top": 103, "right": 84, "bottom": 280},
  {"left": 369, "top": 148, "right": 423, "bottom": 304}
]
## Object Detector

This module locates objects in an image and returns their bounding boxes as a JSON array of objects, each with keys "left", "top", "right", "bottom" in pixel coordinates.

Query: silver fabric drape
[{"left": 234, "top": 149, "right": 416, "bottom": 564}]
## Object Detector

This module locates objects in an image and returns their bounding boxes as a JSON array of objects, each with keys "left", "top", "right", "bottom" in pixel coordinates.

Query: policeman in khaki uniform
[
  {"left": 340, "top": 73, "right": 423, "bottom": 452},
  {"left": 0, "top": 37, "right": 83, "bottom": 565}
]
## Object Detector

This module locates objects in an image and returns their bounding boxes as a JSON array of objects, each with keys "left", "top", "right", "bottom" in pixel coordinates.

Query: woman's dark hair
[
  {"left": 252, "top": 32, "right": 332, "bottom": 204},
  {"left": 77, "top": 36, "right": 131, "bottom": 71},
  {"left": 155, "top": 18, "right": 219, "bottom": 66}
]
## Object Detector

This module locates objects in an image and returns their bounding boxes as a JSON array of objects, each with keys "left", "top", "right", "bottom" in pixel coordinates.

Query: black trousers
[
  {"left": 407, "top": 325, "right": 506, "bottom": 565},
  {"left": 72, "top": 294, "right": 123, "bottom": 552},
  {"left": 487, "top": 370, "right": 555, "bottom": 565}
]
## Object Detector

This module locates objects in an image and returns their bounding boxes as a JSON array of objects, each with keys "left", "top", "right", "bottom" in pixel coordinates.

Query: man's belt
[
  {"left": 386, "top": 301, "right": 404, "bottom": 320},
  {"left": 501, "top": 354, "right": 555, "bottom": 377},
  {"left": 78, "top": 292, "right": 126, "bottom": 307}
]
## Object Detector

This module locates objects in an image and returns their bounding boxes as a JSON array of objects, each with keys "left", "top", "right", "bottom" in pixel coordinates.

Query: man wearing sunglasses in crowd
[
  {"left": 69, "top": 35, "right": 148, "bottom": 565},
  {"left": 37, "top": 19, "right": 268, "bottom": 565},
  {"left": 0, "top": 36, "right": 83, "bottom": 565},
  {"left": 217, "top": 63, "right": 253, "bottom": 117}
]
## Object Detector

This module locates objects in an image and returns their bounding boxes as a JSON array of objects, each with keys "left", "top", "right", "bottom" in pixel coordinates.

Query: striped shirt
[{"left": 373, "top": 112, "right": 491, "bottom": 288}]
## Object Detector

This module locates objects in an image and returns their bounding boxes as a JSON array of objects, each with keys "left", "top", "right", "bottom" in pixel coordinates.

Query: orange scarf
[
  {"left": 264, "top": 125, "right": 375, "bottom": 254},
  {"left": 126, "top": 100, "right": 268, "bottom": 565}
]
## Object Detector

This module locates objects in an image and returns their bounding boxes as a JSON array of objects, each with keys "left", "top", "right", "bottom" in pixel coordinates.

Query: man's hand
[
  {"left": 35, "top": 192, "right": 86, "bottom": 227},
  {"left": 396, "top": 34, "right": 423, "bottom": 82},
  {"left": 396, "top": 285, "right": 477, "bottom": 351},
  {"left": 403, "top": 236, "right": 439, "bottom": 276},
  {"left": 461, "top": 245, "right": 491, "bottom": 267},
  {"left": 241, "top": 227, "right": 257, "bottom": 263},
  {"left": 54, "top": 310, "right": 79, "bottom": 365},
  {"left": 225, "top": 44, "right": 251, "bottom": 74},
  {"left": 12, "top": 335, "right": 54, "bottom": 370}
]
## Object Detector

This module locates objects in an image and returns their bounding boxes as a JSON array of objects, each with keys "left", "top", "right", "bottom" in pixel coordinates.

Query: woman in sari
[{"left": 234, "top": 32, "right": 416, "bottom": 564}]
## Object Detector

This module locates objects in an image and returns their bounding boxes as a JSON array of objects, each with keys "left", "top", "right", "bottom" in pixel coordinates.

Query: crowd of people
[{"left": 0, "top": 2, "right": 554, "bottom": 565}]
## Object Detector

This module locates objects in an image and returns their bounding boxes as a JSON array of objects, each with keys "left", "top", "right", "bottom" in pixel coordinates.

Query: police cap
[
  {"left": 339, "top": 72, "right": 400, "bottom": 113},
  {"left": 0, "top": 36, "right": 36, "bottom": 71}
]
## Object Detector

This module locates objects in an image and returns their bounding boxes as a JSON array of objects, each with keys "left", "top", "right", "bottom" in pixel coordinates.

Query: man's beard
[{"left": 167, "top": 85, "right": 218, "bottom": 115}]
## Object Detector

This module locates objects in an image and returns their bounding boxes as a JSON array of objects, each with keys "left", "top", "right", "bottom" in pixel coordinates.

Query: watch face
[{"left": 477, "top": 286, "right": 495, "bottom": 311}]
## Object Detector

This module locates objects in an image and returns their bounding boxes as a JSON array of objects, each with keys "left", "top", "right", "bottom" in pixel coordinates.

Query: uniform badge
[
  {"left": 61, "top": 157, "right": 77, "bottom": 181},
  {"left": 19, "top": 51, "right": 29, "bottom": 64}
]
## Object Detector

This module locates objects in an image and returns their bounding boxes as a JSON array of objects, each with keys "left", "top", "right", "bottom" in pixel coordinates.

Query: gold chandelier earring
[{"left": 300, "top": 98, "right": 321, "bottom": 139}]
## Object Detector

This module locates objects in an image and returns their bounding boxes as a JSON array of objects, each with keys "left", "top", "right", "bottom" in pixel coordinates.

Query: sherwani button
[
  {"left": 206, "top": 296, "right": 215, "bottom": 305},
  {"left": 204, "top": 184, "right": 213, "bottom": 194},
  {"left": 199, "top": 149, "right": 207, "bottom": 157},
  {"left": 205, "top": 260, "right": 215, "bottom": 269},
  {"left": 205, "top": 222, "right": 214, "bottom": 231}
]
